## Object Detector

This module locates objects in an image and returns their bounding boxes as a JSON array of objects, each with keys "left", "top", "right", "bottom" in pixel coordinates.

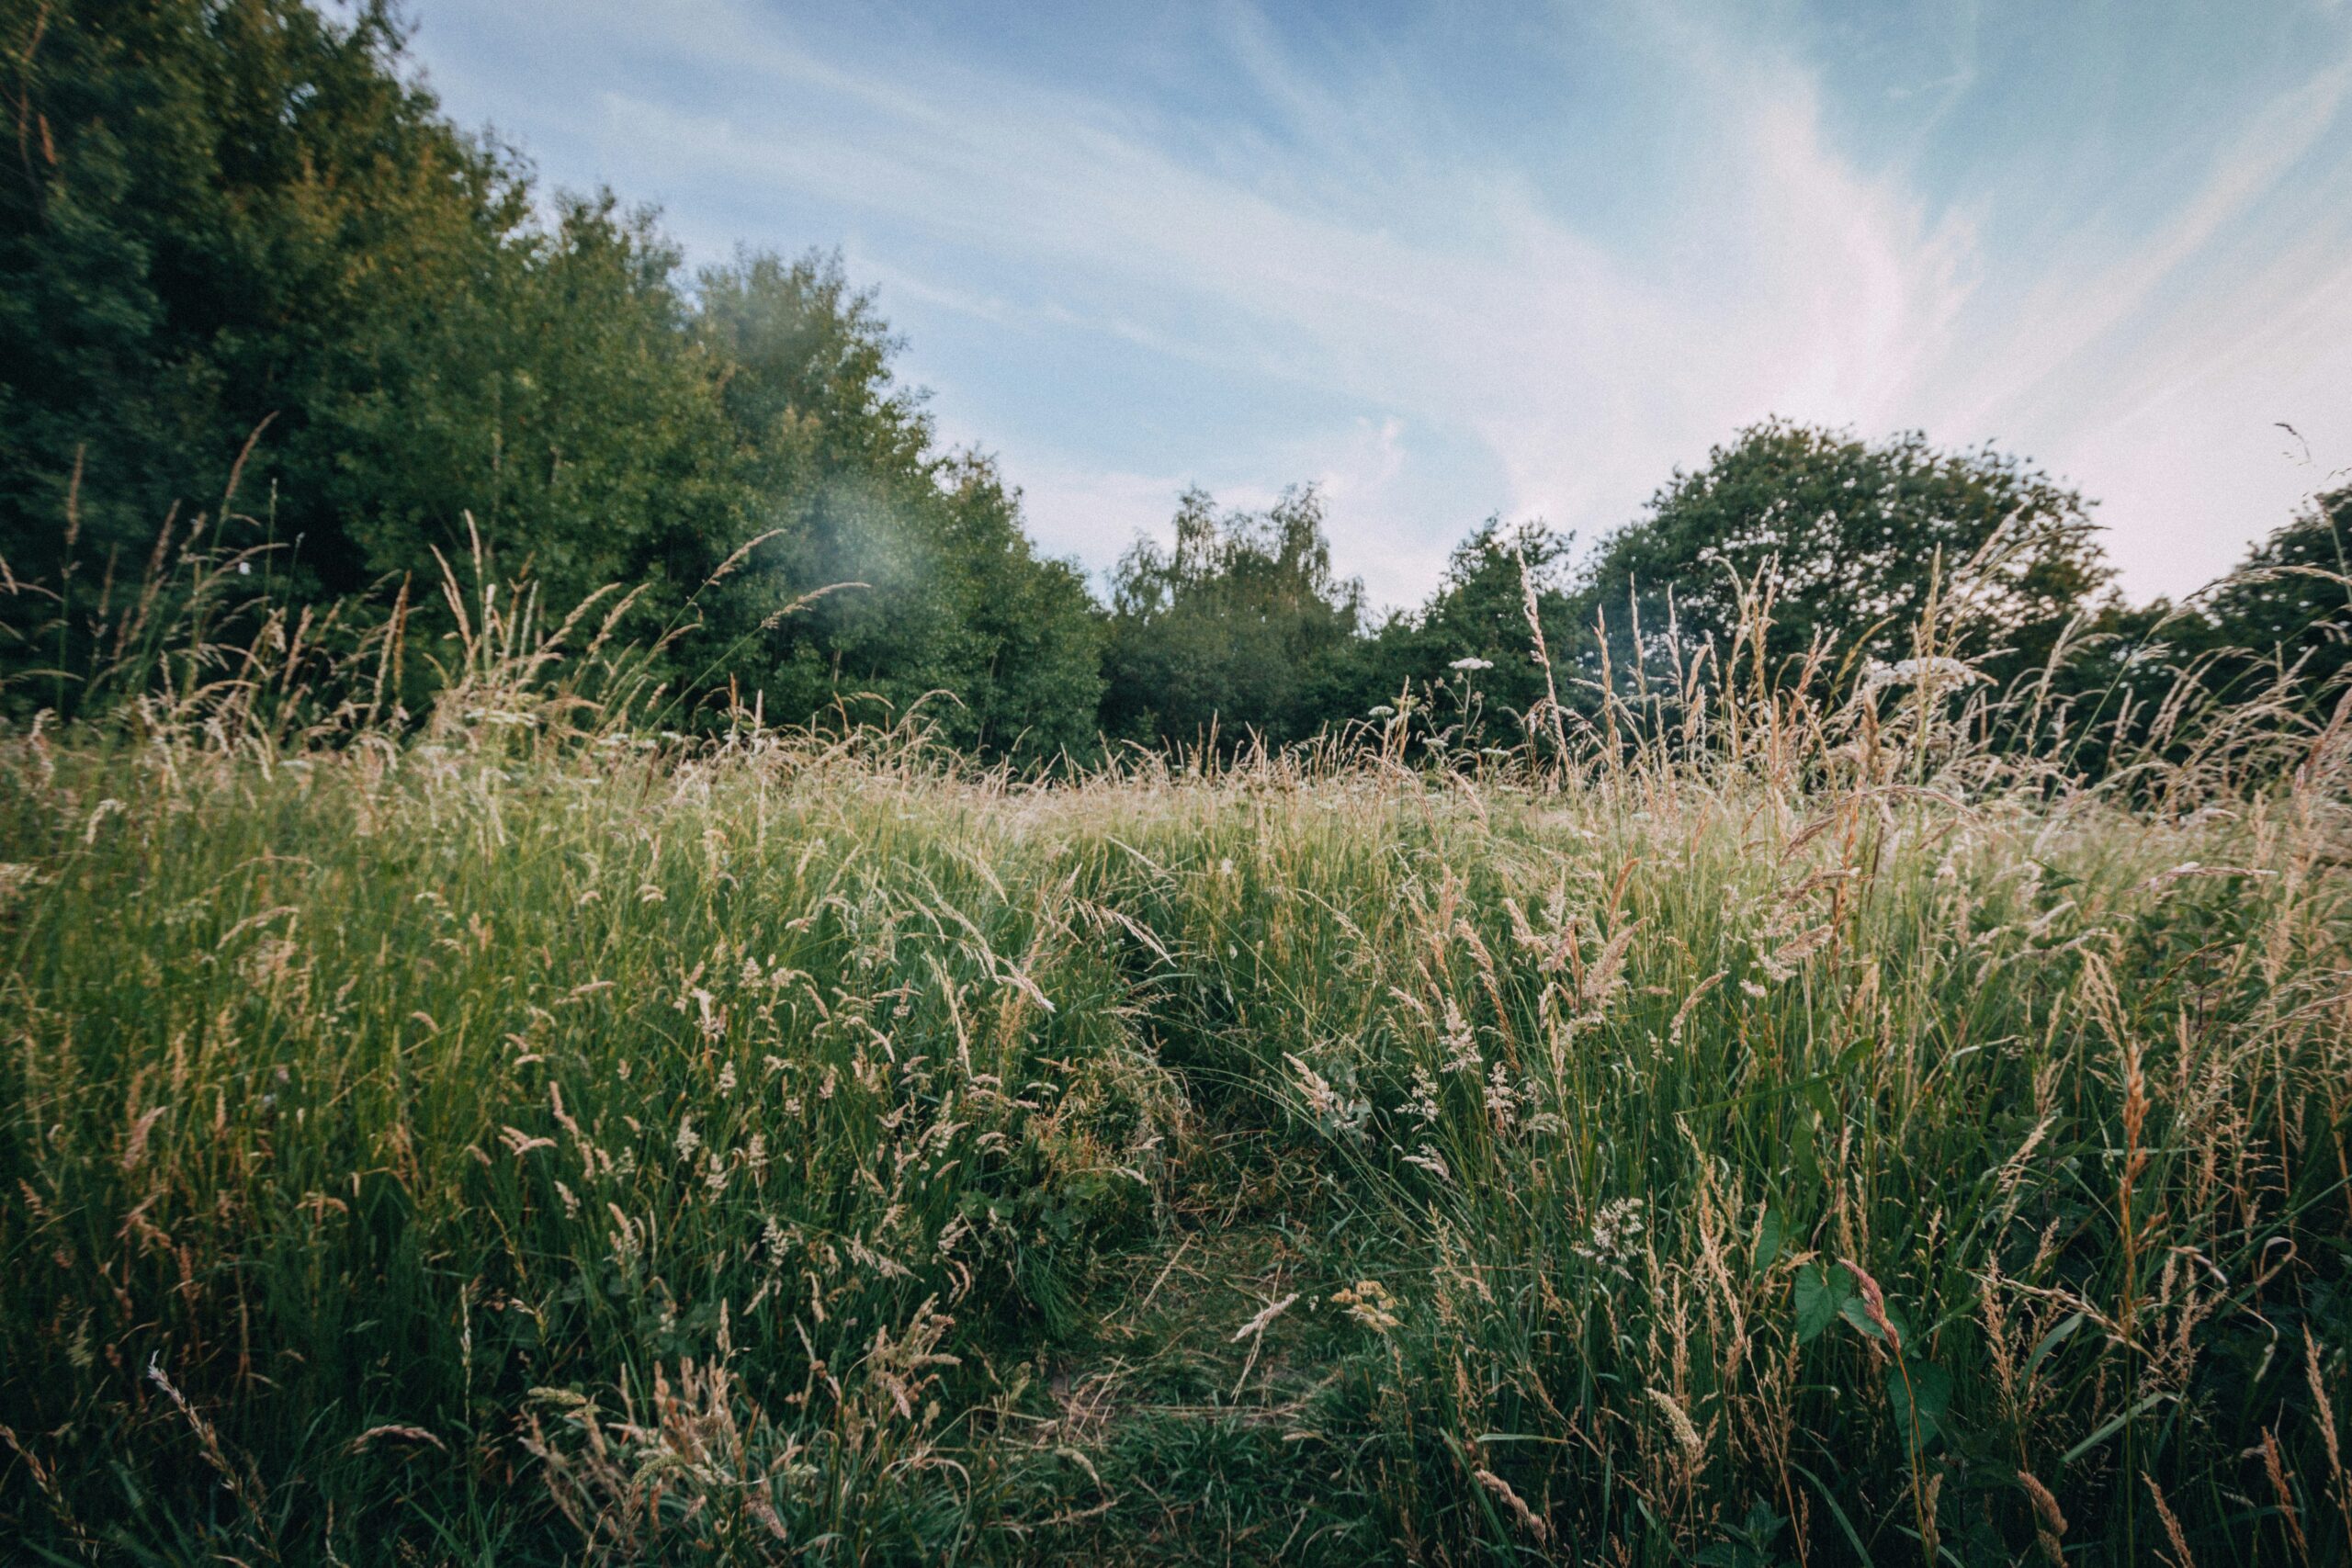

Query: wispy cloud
[{"left": 408, "top": 0, "right": 2352, "bottom": 604}]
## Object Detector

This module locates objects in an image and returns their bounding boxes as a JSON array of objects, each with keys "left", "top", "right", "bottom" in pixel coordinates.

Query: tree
[
  {"left": 1566, "top": 420, "right": 2111, "bottom": 694},
  {"left": 1101, "top": 486, "right": 1365, "bottom": 749},
  {"left": 688, "top": 253, "right": 1104, "bottom": 756},
  {"left": 2192, "top": 485, "right": 2352, "bottom": 699},
  {"left": 0, "top": 0, "right": 539, "bottom": 594},
  {"left": 0, "top": 5, "right": 1102, "bottom": 757}
]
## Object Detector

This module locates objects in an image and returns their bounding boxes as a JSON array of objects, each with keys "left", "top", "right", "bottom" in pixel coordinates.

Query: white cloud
[{"left": 408, "top": 0, "right": 2352, "bottom": 603}]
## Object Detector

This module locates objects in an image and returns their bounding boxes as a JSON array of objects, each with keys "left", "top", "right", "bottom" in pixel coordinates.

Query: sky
[{"left": 401, "top": 0, "right": 2352, "bottom": 614}]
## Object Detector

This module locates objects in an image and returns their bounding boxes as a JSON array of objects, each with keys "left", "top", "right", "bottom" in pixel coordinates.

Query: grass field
[{"left": 4, "top": 578, "right": 2352, "bottom": 1562}]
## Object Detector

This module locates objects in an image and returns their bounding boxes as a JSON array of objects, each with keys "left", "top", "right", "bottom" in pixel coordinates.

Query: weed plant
[{"left": 2, "top": 520, "right": 2349, "bottom": 1563}]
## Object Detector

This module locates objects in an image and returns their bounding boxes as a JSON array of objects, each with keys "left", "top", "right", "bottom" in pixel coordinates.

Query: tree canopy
[
  {"left": 1566, "top": 420, "right": 2113, "bottom": 692},
  {"left": 1101, "top": 487, "right": 1364, "bottom": 750},
  {"left": 2, "top": 2, "right": 2336, "bottom": 767},
  {"left": 0, "top": 0, "right": 1101, "bottom": 756}
]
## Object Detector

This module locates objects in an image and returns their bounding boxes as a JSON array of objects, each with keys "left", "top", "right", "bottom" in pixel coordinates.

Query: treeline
[{"left": 4, "top": 1, "right": 2346, "bottom": 762}]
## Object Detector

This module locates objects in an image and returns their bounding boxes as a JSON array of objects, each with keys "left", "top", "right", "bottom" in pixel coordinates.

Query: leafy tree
[
  {"left": 1101, "top": 486, "right": 1364, "bottom": 749},
  {"left": 2192, "top": 484, "right": 2352, "bottom": 698},
  {"left": 1352, "top": 518, "right": 1577, "bottom": 750},
  {"left": 1566, "top": 420, "right": 2111, "bottom": 694},
  {"left": 323, "top": 192, "right": 745, "bottom": 615},
  {"left": 0, "top": 0, "right": 536, "bottom": 593},
  {"left": 689, "top": 253, "right": 1104, "bottom": 756},
  {"left": 0, "top": 6, "right": 1102, "bottom": 756}
]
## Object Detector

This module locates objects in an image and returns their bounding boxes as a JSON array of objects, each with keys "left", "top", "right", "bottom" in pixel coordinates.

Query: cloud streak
[{"left": 407, "top": 0, "right": 2352, "bottom": 606}]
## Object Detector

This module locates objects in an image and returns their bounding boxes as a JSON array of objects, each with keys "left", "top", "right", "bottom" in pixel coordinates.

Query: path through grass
[{"left": 4, "top": 730, "right": 2350, "bottom": 1563}]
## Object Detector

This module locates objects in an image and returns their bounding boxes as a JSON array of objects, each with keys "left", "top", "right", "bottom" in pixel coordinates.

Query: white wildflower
[
  {"left": 1860, "top": 656, "right": 1984, "bottom": 694},
  {"left": 1449, "top": 655, "right": 1495, "bottom": 671}
]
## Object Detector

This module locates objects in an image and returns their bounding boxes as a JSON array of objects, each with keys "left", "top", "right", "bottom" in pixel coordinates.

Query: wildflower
[
  {"left": 674, "top": 1116, "right": 702, "bottom": 1163},
  {"left": 1367, "top": 704, "right": 1396, "bottom": 718},
  {"left": 1860, "top": 656, "right": 1983, "bottom": 694},
  {"left": 1449, "top": 655, "right": 1495, "bottom": 671}
]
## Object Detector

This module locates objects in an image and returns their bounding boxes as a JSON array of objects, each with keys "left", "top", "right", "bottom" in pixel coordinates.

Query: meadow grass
[{"left": 4, "top": 547, "right": 2351, "bottom": 1562}]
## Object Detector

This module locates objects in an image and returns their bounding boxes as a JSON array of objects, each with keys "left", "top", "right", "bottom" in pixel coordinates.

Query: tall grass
[{"left": 2, "top": 518, "right": 2349, "bottom": 1563}]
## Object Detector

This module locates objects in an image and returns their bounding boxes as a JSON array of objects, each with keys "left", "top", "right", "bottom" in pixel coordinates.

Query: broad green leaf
[
  {"left": 1840, "top": 1296, "right": 1911, "bottom": 1345},
  {"left": 1795, "top": 1261, "right": 1852, "bottom": 1344},
  {"left": 1885, "top": 1359, "right": 1951, "bottom": 1456}
]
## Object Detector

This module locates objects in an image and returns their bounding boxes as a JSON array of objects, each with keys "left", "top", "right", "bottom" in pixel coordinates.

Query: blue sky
[{"left": 401, "top": 0, "right": 2352, "bottom": 611}]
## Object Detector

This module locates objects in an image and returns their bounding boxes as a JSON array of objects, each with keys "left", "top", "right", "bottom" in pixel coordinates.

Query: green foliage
[
  {"left": 2195, "top": 483, "right": 2352, "bottom": 697},
  {"left": 4, "top": 2, "right": 2331, "bottom": 775},
  {"left": 0, "top": 0, "right": 530, "bottom": 585},
  {"left": 1101, "top": 485, "right": 1365, "bottom": 749},
  {"left": 0, "top": 4, "right": 1102, "bottom": 756},
  {"left": 685, "top": 252, "right": 1105, "bottom": 758},
  {"left": 6, "top": 702, "right": 2348, "bottom": 1562},
  {"left": 1567, "top": 418, "right": 2113, "bottom": 691},
  {"left": 1348, "top": 518, "right": 1578, "bottom": 751}
]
